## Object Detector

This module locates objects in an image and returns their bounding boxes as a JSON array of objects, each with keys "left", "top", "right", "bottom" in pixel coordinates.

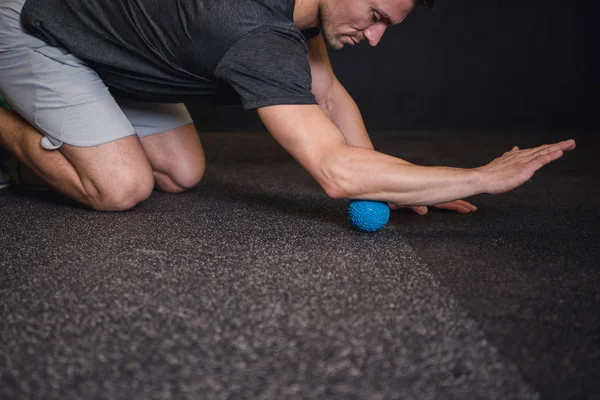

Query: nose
[{"left": 364, "top": 23, "right": 387, "bottom": 46}]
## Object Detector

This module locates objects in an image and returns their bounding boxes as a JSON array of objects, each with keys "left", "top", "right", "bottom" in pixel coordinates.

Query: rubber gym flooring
[{"left": 1, "top": 131, "right": 598, "bottom": 399}]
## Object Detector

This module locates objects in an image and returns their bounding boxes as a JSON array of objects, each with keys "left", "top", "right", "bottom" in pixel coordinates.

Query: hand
[
  {"left": 389, "top": 200, "right": 477, "bottom": 215},
  {"left": 476, "top": 139, "right": 576, "bottom": 195}
]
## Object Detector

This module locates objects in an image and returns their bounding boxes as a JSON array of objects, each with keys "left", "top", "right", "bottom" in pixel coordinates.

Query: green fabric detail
[{"left": 0, "top": 93, "right": 12, "bottom": 111}]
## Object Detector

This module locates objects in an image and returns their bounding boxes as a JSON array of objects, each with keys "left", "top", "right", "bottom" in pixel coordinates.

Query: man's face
[{"left": 319, "top": 0, "right": 415, "bottom": 49}]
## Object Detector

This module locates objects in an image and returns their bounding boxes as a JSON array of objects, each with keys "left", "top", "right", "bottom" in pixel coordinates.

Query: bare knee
[
  {"left": 87, "top": 169, "right": 154, "bottom": 212},
  {"left": 156, "top": 158, "right": 206, "bottom": 193}
]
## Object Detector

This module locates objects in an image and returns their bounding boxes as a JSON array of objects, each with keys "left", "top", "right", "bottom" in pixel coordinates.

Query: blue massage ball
[{"left": 348, "top": 200, "right": 390, "bottom": 232}]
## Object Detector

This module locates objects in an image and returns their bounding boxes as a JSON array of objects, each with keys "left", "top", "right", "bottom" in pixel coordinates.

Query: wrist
[{"left": 469, "top": 168, "right": 488, "bottom": 195}]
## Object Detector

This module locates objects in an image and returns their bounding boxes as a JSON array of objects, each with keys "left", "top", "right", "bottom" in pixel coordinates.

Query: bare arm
[
  {"left": 308, "top": 34, "right": 376, "bottom": 151},
  {"left": 257, "top": 104, "right": 575, "bottom": 206},
  {"left": 307, "top": 33, "right": 467, "bottom": 213},
  {"left": 304, "top": 34, "right": 575, "bottom": 212}
]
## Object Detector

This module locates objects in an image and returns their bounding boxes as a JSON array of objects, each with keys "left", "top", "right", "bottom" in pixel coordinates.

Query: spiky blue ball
[{"left": 348, "top": 200, "right": 390, "bottom": 232}]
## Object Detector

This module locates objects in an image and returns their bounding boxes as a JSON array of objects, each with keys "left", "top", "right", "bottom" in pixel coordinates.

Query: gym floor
[{"left": 1, "top": 131, "right": 598, "bottom": 399}]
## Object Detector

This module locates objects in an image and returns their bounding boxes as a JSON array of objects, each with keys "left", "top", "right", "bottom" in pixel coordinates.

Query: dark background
[
  {"left": 189, "top": 0, "right": 598, "bottom": 133},
  {"left": 2, "top": 2, "right": 599, "bottom": 398}
]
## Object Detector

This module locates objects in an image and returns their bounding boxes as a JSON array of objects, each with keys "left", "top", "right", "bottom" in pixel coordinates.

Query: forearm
[
  {"left": 321, "top": 82, "right": 418, "bottom": 169},
  {"left": 319, "top": 80, "right": 375, "bottom": 150},
  {"left": 260, "top": 104, "right": 480, "bottom": 205},
  {"left": 324, "top": 145, "right": 483, "bottom": 206}
]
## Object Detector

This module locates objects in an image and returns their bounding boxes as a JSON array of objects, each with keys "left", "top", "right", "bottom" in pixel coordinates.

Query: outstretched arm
[
  {"left": 257, "top": 104, "right": 575, "bottom": 206},
  {"left": 308, "top": 34, "right": 475, "bottom": 213}
]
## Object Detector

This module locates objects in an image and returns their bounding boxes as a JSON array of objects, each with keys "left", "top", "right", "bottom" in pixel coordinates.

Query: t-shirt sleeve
[{"left": 215, "top": 26, "right": 317, "bottom": 111}]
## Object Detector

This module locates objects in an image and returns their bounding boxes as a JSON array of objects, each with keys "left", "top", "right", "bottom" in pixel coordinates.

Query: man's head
[{"left": 318, "top": 0, "right": 434, "bottom": 49}]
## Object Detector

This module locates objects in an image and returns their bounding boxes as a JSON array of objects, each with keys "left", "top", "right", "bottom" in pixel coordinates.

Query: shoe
[
  {"left": 0, "top": 147, "right": 47, "bottom": 189},
  {"left": 4, "top": 158, "right": 46, "bottom": 189},
  {"left": 0, "top": 147, "right": 10, "bottom": 189},
  {"left": 0, "top": 168, "right": 9, "bottom": 189},
  {"left": 1, "top": 94, "right": 13, "bottom": 188}
]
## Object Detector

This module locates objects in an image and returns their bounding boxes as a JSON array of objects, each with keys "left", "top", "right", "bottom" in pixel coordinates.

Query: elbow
[
  {"left": 317, "top": 149, "right": 355, "bottom": 199},
  {"left": 321, "top": 179, "right": 346, "bottom": 199},
  {"left": 315, "top": 83, "right": 337, "bottom": 120}
]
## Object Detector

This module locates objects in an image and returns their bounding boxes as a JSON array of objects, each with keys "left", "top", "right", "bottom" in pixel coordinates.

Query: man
[{"left": 0, "top": 0, "right": 576, "bottom": 213}]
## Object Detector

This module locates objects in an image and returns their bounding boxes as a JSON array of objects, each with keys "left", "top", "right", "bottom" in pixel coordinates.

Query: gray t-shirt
[{"left": 21, "top": 0, "right": 320, "bottom": 109}]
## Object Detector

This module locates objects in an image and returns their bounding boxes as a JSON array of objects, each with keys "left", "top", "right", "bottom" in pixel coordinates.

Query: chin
[
  {"left": 330, "top": 40, "right": 344, "bottom": 50},
  {"left": 322, "top": 33, "right": 344, "bottom": 50}
]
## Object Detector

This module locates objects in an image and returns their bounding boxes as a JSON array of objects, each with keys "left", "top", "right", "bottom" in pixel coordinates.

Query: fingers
[
  {"left": 533, "top": 140, "right": 576, "bottom": 156},
  {"left": 523, "top": 142, "right": 570, "bottom": 167},
  {"left": 517, "top": 139, "right": 576, "bottom": 158},
  {"left": 455, "top": 206, "right": 472, "bottom": 214},
  {"left": 531, "top": 149, "right": 564, "bottom": 169},
  {"left": 502, "top": 146, "right": 519, "bottom": 156},
  {"left": 457, "top": 200, "right": 478, "bottom": 212},
  {"left": 559, "top": 139, "right": 576, "bottom": 150},
  {"left": 504, "top": 139, "right": 575, "bottom": 160},
  {"left": 514, "top": 150, "right": 564, "bottom": 181},
  {"left": 389, "top": 204, "right": 428, "bottom": 215},
  {"left": 411, "top": 206, "right": 428, "bottom": 215},
  {"left": 435, "top": 200, "right": 477, "bottom": 214},
  {"left": 395, "top": 201, "right": 478, "bottom": 215},
  {"left": 447, "top": 200, "right": 477, "bottom": 213}
]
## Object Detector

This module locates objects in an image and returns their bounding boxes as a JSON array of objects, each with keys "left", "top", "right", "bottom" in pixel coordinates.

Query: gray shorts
[{"left": 0, "top": 0, "right": 193, "bottom": 150}]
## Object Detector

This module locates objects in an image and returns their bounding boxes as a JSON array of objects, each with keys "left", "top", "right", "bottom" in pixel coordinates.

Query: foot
[
  {"left": 0, "top": 147, "right": 11, "bottom": 189},
  {"left": 0, "top": 166, "right": 10, "bottom": 189}
]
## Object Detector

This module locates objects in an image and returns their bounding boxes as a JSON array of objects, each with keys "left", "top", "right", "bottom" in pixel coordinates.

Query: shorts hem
[
  {"left": 135, "top": 120, "right": 195, "bottom": 138},
  {"left": 50, "top": 130, "right": 137, "bottom": 148}
]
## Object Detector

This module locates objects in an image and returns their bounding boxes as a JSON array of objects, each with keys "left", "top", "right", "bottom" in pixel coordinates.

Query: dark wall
[{"left": 189, "top": 0, "right": 597, "bottom": 133}]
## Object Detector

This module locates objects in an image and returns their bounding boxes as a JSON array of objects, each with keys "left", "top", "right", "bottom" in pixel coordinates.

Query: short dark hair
[{"left": 415, "top": 0, "right": 435, "bottom": 8}]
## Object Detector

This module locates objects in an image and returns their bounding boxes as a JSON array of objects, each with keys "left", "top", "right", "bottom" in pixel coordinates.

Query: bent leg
[
  {"left": 0, "top": 1, "right": 154, "bottom": 210},
  {"left": 117, "top": 100, "right": 205, "bottom": 193},
  {"left": 140, "top": 123, "right": 205, "bottom": 193},
  {"left": 0, "top": 108, "right": 154, "bottom": 211}
]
